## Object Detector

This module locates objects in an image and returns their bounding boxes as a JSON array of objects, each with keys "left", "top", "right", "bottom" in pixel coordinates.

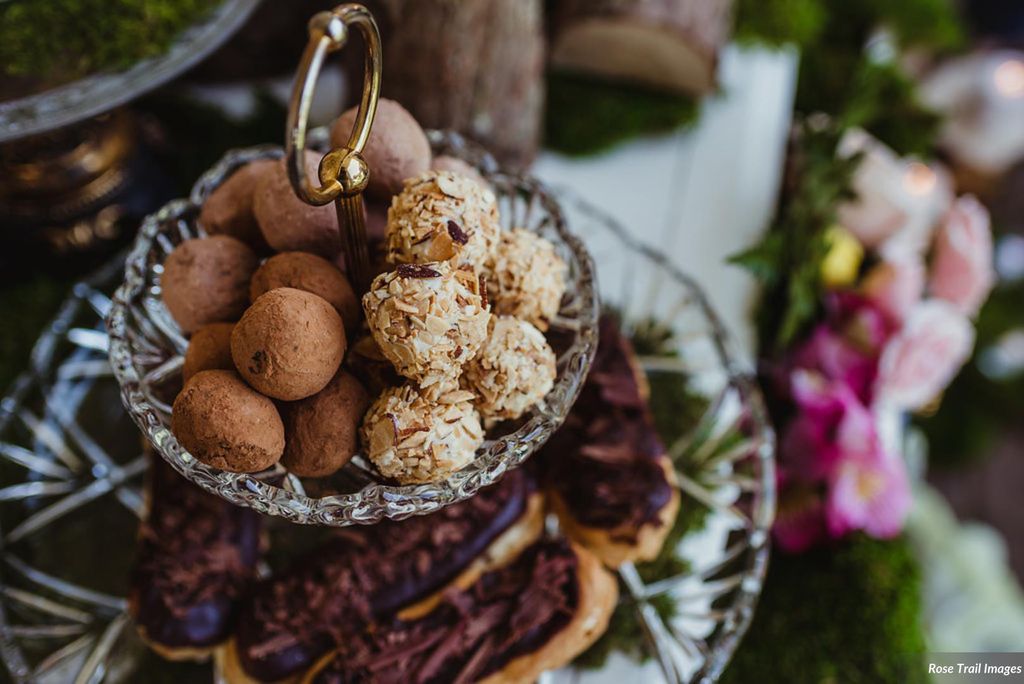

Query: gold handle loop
[
  {"left": 285, "top": 3, "right": 381, "bottom": 294},
  {"left": 285, "top": 4, "right": 382, "bottom": 205}
]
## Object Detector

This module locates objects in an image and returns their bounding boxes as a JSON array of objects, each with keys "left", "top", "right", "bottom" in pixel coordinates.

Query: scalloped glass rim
[{"left": 106, "top": 130, "right": 600, "bottom": 525}]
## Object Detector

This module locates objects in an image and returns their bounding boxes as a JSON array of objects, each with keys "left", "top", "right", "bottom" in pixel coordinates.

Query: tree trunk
[
  {"left": 549, "top": 0, "right": 734, "bottom": 95},
  {"left": 373, "top": 0, "right": 545, "bottom": 169}
]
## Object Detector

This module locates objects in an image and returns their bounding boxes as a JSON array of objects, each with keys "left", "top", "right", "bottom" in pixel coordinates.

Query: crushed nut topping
[{"left": 483, "top": 228, "right": 567, "bottom": 332}]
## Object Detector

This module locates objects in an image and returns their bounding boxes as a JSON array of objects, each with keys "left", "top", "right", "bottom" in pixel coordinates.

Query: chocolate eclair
[
  {"left": 130, "top": 455, "right": 262, "bottom": 661},
  {"left": 540, "top": 315, "right": 680, "bottom": 567},
  {"left": 302, "top": 538, "right": 617, "bottom": 684},
  {"left": 222, "top": 469, "right": 544, "bottom": 683}
]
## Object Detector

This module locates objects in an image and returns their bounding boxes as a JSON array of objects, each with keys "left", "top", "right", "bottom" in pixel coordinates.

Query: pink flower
[
  {"left": 836, "top": 129, "right": 952, "bottom": 252},
  {"left": 929, "top": 195, "right": 996, "bottom": 317},
  {"left": 826, "top": 445, "right": 911, "bottom": 539},
  {"left": 875, "top": 300, "right": 975, "bottom": 410},
  {"left": 861, "top": 257, "right": 926, "bottom": 325},
  {"left": 791, "top": 316, "right": 881, "bottom": 403}
]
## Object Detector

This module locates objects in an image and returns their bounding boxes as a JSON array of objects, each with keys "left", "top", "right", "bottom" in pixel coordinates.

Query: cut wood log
[
  {"left": 550, "top": 0, "right": 734, "bottom": 95},
  {"left": 371, "top": 0, "right": 545, "bottom": 168}
]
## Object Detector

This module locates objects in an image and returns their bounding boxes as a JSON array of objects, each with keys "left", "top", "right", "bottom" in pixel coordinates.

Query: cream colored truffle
[
  {"left": 485, "top": 228, "right": 567, "bottom": 331},
  {"left": 385, "top": 171, "right": 501, "bottom": 268},
  {"left": 360, "top": 384, "right": 483, "bottom": 483},
  {"left": 464, "top": 316, "right": 556, "bottom": 425},
  {"left": 362, "top": 261, "right": 490, "bottom": 391}
]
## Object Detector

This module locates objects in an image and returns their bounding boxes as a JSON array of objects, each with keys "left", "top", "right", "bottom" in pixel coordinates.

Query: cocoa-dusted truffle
[
  {"left": 172, "top": 370, "right": 284, "bottom": 473},
  {"left": 250, "top": 252, "right": 360, "bottom": 334},
  {"left": 330, "top": 98, "right": 431, "bottom": 201},
  {"left": 431, "top": 155, "right": 489, "bottom": 190},
  {"left": 182, "top": 322, "right": 235, "bottom": 383},
  {"left": 231, "top": 288, "right": 346, "bottom": 401},
  {"left": 464, "top": 316, "right": 556, "bottom": 425},
  {"left": 363, "top": 261, "right": 490, "bottom": 391},
  {"left": 198, "top": 159, "right": 274, "bottom": 251},
  {"left": 253, "top": 152, "right": 340, "bottom": 257},
  {"left": 162, "top": 236, "right": 258, "bottom": 334},
  {"left": 385, "top": 171, "right": 501, "bottom": 268},
  {"left": 361, "top": 384, "right": 483, "bottom": 483},
  {"left": 485, "top": 228, "right": 567, "bottom": 331},
  {"left": 281, "top": 370, "right": 370, "bottom": 478}
]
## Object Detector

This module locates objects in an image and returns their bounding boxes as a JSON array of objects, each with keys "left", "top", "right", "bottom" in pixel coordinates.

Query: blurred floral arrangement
[{"left": 739, "top": 123, "right": 996, "bottom": 553}]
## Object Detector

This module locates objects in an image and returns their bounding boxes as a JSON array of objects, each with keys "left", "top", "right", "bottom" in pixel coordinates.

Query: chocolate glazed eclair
[
  {"left": 221, "top": 469, "right": 545, "bottom": 684},
  {"left": 129, "top": 455, "right": 263, "bottom": 661},
  {"left": 302, "top": 538, "right": 617, "bottom": 684},
  {"left": 540, "top": 315, "right": 681, "bottom": 568}
]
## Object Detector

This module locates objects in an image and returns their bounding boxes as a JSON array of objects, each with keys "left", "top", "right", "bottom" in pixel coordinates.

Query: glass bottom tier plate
[{"left": 0, "top": 194, "right": 775, "bottom": 684}]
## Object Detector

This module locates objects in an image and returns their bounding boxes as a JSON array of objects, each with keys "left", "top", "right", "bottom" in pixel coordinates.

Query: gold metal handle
[{"left": 286, "top": 3, "right": 382, "bottom": 293}]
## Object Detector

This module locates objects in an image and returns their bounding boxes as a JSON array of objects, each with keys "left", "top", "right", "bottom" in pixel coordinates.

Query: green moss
[
  {"left": 733, "top": 0, "right": 827, "bottom": 49},
  {"left": 721, "top": 535, "right": 928, "bottom": 684},
  {"left": 0, "top": 0, "right": 214, "bottom": 80},
  {"left": 545, "top": 71, "right": 699, "bottom": 157}
]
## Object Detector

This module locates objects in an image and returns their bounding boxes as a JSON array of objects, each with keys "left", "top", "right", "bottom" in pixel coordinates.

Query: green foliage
[
  {"left": 838, "top": 61, "right": 943, "bottom": 158},
  {"left": 721, "top": 535, "right": 929, "bottom": 684},
  {"left": 792, "top": 0, "right": 960, "bottom": 155},
  {"left": 733, "top": 0, "right": 827, "bottom": 49},
  {"left": 545, "top": 72, "right": 700, "bottom": 157},
  {"left": 730, "top": 124, "right": 861, "bottom": 351},
  {"left": 0, "top": 0, "right": 214, "bottom": 81}
]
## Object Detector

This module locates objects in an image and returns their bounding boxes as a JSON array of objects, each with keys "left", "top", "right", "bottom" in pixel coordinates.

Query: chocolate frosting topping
[
  {"left": 311, "top": 538, "right": 580, "bottom": 684},
  {"left": 130, "top": 457, "right": 261, "bottom": 649},
  {"left": 539, "top": 315, "right": 673, "bottom": 537},
  {"left": 235, "top": 470, "right": 534, "bottom": 682}
]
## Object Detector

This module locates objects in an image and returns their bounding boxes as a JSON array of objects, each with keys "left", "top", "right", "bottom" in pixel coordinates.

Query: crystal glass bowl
[{"left": 106, "top": 131, "right": 599, "bottom": 525}]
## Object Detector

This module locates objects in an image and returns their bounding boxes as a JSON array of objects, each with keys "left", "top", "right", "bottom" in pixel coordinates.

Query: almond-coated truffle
[
  {"left": 171, "top": 370, "right": 284, "bottom": 473},
  {"left": 231, "top": 288, "right": 346, "bottom": 401},
  {"left": 254, "top": 153, "right": 340, "bottom": 257},
  {"left": 161, "top": 236, "right": 258, "bottom": 334},
  {"left": 250, "top": 252, "right": 360, "bottom": 335},
  {"left": 280, "top": 369, "right": 370, "bottom": 478},
  {"left": 330, "top": 98, "right": 431, "bottom": 201},
  {"left": 182, "top": 322, "right": 235, "bottom": 383},
  {"left": 198, "top": 159, "right": 274, "bottom": 251}
]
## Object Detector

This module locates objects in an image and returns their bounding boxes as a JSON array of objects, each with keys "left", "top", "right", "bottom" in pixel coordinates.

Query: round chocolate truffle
[
  {"left": 385, "top": 171, "right": 501, "bottom": 268},
  {"left": 198, "top": 159, "right": 274, "bottom": 251},
  {"left": 330, "top": 98, "right": 431, "bottom": 201},
  {"left": 363, "top": 261, "right": 490, "bottom": 391},
  {"left": 361, "top": 384, "right": 483, "bottom": 484},
  {"left": 464, "top": 316, "right": 556, "bottom": 425},
  {"left": 162, "top": 236, "right": 258, "bottom": 334},
  {"left": 250, "top": 252, "right": 360, "bottom": 334},
  {"left": 182, "top": 322, "right": 235, "bottom": 383},
  {"left": 253, "top": 152, "right": 340, "bottom": 257},
  {"left": 172, "top": 370, "right": 284, "bottom": 473},
  {"left": 484, "top": 228, "right": 567, "bottom": 331},
  {"left": 231, "top": 288, "right": 346, "bottom": 401},
  {"left": 281, "top": 370, "right": 370, "bottom": 478}
]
